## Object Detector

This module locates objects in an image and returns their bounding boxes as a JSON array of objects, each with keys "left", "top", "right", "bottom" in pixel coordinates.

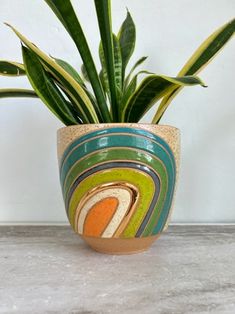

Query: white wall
[{"left": 0, "top": 0, "right": 234, "bottom": 224}]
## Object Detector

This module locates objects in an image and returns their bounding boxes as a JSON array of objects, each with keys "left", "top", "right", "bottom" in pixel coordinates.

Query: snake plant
[{"left": 0, "top": 1, "right": 234, "bottom": 125}]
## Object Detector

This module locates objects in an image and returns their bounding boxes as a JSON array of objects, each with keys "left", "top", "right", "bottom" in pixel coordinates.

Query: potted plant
[{"left": 0, "top": 0, "right": 234, "bottom": 254}]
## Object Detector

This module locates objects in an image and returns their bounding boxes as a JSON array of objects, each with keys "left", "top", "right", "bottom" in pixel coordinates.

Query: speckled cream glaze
[
  {"left": 57, "top": 123, "right": 180, "bottom": 169},
  {"left": 57, "top": 123, "right": 180, "bottom": 244}
]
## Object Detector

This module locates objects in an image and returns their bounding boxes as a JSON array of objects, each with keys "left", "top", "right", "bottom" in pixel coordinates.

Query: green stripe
[
  {"left": 60, "top": 127, "right": 175, "bottom": 170},
  {"left": 63, "top": 147, "right": 166, "bottom": 197},
  {"left": 60, "top": 133, "right": 175, "bottom": 187}
]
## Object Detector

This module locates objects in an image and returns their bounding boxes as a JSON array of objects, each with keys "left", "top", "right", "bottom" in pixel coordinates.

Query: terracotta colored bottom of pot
[{"left": 82, "top": 234, "right": 160, "bottom": 255}]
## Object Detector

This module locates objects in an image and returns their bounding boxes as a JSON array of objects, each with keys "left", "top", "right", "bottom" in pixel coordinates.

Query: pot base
[{"left": 82, "top": 234, "right": 160, "bottom": 255}]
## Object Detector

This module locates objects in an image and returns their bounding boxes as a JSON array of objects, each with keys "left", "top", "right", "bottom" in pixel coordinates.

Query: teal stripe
[
  {"left": 152, "top": 185, "right": 175, "bottom": 234},
  {"left": 60, "top": 134, "right": 175, "bottom": 191},
  {"left": 60, "top": 127, "right": 175, "bottom": 169},
  {"left": 145, "top": 180, "right": 175, "bottom": 236}
]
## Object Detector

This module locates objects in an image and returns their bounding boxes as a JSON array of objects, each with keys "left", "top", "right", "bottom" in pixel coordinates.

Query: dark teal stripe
[
  {"left": 60, "top": 128, "right": 175, "bottom": 182},
  {"left": 152, "top": 185, "right": 175, "bottom": 234},
  {"left": 150, "top": 186, "right": 175, "bottom": 235},
  {"left": 60, "top": 127, "right": 175, "bottom": 170}
]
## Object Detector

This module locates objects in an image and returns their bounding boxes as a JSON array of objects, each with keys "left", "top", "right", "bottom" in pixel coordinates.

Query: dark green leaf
[
  {"left": 124, "top": 56, "right": 147, "bottom": 89},
  {"left": 123, "top": 74, "right": 206, "bottom": 122},
  {"left": 112, "top": 34, "right": 122, "bottom": 91},
  {"left": 121, "top": 75, "right": 137, "bottom": 111},
  {"left": 95, "top": 0, "right": 118, "bottom": 120},
  {"left": 99, "top": 34, "right": 122, "bottom": 99},
  {"left": 118, "top": 10, "right": 136, "bottom": 78},
  {"left": 179, "top": 18, "right": 235, "bottom": 76},
  {"left": 0, "top": 61, "right": 25, "bottom": 76},
  {"left": 81, "top": 64, "right": 90, "bottom": 82},
  {"left": 121, "top": 70, "right": 150, "bottom": 111},
  {"left": 99, "top": 68, "right": 110, "bottom": 101},
  {"left": 22, "top": 45, "right": 79, "bottom": 125},
  {"left": 0, "top": 89, "right": 37, "bottom": 98},
  {"left": 53, "top": 57, "right": 85, "bottom": 86},
  {"left": 53, "top": 59, "right": 105, "bottom": 122},
  {"left": 153, "top": 18, "right": 235, "bottom": 123},
  {"left": 44, "top": 0, "right": 111, "bottom": 122},
  {"left": 6, "top": 23, "right": 99, "bottom": 123}
]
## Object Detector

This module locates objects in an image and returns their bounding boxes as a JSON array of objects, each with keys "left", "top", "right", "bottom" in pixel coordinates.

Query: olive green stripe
[
  {"left": 63, "top": 147, "right": 167, "bottom": 203},
  {"left": 121, "top": 162, "right": 167, "bottom": 237}
]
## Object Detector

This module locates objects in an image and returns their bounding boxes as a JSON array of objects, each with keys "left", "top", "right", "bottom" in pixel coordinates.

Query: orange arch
[{"left": 83, "top": 197, "right": 119, "bottom": 237}]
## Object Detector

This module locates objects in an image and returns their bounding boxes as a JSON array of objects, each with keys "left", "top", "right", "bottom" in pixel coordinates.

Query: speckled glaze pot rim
[
  {"left": 57, "top": 123, "right": 180, "bottom": 166},
  {"left": 57, "top": 123, "right": 180, "bottom": 134}
]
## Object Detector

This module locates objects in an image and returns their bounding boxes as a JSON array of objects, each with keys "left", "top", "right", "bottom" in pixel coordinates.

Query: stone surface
[{"left": 0, "top": 225, "right": 234, "bottom": 314}]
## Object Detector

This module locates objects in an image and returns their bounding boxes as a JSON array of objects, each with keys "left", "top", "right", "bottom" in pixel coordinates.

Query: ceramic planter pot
[{"left": 57, "top": 123, "right": 180, "bottom": 254}]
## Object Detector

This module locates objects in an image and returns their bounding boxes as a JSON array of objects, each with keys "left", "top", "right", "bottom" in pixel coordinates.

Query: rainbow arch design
[{"left": 59, "top": 127, "right": 176, "bottom": 238}]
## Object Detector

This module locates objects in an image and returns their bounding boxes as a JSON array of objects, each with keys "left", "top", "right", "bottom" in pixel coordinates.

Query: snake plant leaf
[
  {"left": 123, "top": 74, "right": 206, "bottom": 122},
  {"left": 121, "top": 75, "right": 137, "bottom": 111},
  {"left": 99, "top": 44, "right": 110, "bottom": 99},
  {"left": 179, "top": 18, "right": 235, "bottom": 76},
  {"left": 99, "top": 34, "right": 122, "bottom": 99},
  {"left": 81, "top": 64, "right": 90, "bottom": 82},
  {"left": 94, "top": 0, "right": 118, "bottom": 121},
  {"left": 121, "top": 70, "right": 152, "bottom": 111},
  {"left": 44, "top": 0, "right": 111, "bottom": 123},
  {"left": 112, "top": 34, "right": 122, "bottom": 91},
  {"left": 124, "top": 56, "right": 148, "bottom": 89},
  {"left": 0, "top": 61, "right": 25, "bottom": 76},
  {"left": 99, "top": 69, "right": 110, "bottom": 102},
  {"left": 0, "top": 88, "right": 37, "bottom": 98},
  {"left": 22, "top": 45, "right": 80, "bottom": 125},
  {"left": 99, "top": 70, "right": 109, "bottom": 102},
  {"left": 52, "top": 57, "right": 85, "bottom": 86},
  {"left": 52, "top": 59, "right": 104, "bottom": 121},
  {"left": 5, "top": 23, "right": 99, "bottom": 123},
  {"left": 152, "top": 18, "right": 235, "bottom": 124},
  {"left": 118, "top": 10, "right": 136, "bottom": 78},
  {"left": 54, "top": 83, "right": 89, "bottom": 125},
  {"left": 151, "top": 88, "right": 180, "bottom": 124}
]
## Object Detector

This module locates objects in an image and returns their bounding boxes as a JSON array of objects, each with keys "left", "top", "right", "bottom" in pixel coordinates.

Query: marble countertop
[{"left": 0, "top": 225, "right": 234, "bottom": 314}]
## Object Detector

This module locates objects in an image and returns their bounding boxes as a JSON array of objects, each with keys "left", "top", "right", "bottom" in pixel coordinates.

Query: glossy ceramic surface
[{"left": 57, "top": 124, "right": 180, "bottom": 254}]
